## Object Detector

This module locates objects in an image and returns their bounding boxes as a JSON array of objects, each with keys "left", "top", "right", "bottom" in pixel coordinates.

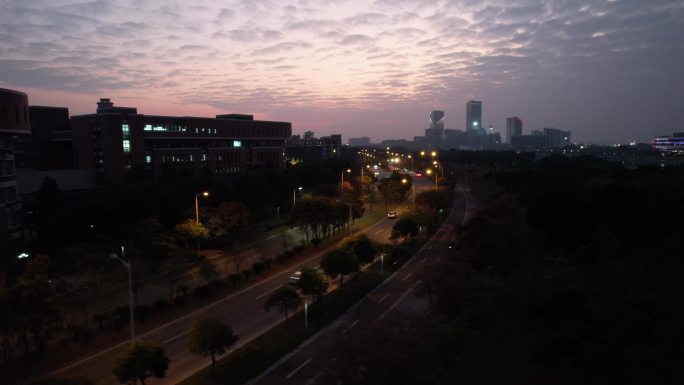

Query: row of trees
[{"left": 289, "top": 196, "right": 363, "bottom": 241}]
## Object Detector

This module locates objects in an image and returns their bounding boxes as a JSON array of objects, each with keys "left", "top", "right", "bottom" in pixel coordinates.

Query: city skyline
[{"left": 1, "top": 0, "right": 683, "bottom": 144}]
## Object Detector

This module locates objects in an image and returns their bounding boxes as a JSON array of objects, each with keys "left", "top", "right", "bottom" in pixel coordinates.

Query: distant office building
[
  {"left": 544, "top": 127, "right": 571, "bottom": 148},
  {"left": 18, "top": 106, "right": 73, "bottom": 170},
  {"left": 0, "top": 88, "right": 31, "bottom": 260},
  {"left": 286, "top": 132, "right": 342, "bottom": 162},
  {"left": 511, "top": 127, "right": 571, "bottom": 152},
  {"left": 429, "top": 110, "right": 445, "bottom": 132},
  {"left": 71, "top": 99, "right": 291, "bottom": 185},
  {"left": 348, "top": 137, "right": 371, "bottom": 147},
  {"left": 466, "top": 101, "right": 483, "bottom": 146},
  {"left": 506, "top": 117, "right": 523, "bottom": 144},
  {"left": 652, "top": 132, "right": 684, "bottom": 152}
]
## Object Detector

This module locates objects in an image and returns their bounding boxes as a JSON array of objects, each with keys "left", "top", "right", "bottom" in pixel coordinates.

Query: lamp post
[
  {"left": 402, "top": 178, "right": 416, "bottom": 208},
  {"left": 380, "top": 253, "right": 385, "bottom": 276},
  {"left": 110, "top": 246, "right": 135, "bottom": 344},
  {"left": 293, "top": 186, "right": 303, "bottom": 207},
  {"left": 427, "top": 169, "right": 437, "bottom": 189},
  {"left": 340, "top": 168, "right": 351, "bottom": 192},
  {"left": 195, "top": 191, "right": 209, "bottom": 258},
  {"left": 304, "top": 302, "right": 309, "bottom": 328},
  {"left": 420, "top": 151, "right": 425, "bottom": 169}
]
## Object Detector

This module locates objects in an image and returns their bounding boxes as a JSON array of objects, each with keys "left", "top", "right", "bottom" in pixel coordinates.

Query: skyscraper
[
  {"left": 429, "top": 110, "right": 445, "bottom": 132},
  {"left": 506, "top": 116, "right": 523, "bottom": 143},
  {"left": 466, "top": 100, "right": 482, "bottom": 146}
]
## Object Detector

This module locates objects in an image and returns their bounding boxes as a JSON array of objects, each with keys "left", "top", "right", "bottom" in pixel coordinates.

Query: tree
[
  {"left": 188, "top": 314, "right": 239, "bottom": 373},
  {"left": 391, "top": 217, "right": 419, "bottom": 239},
  {"left": 113, "top": 340, "right": 170, "bottom": 385},
  {"left": 264, "top": 287, "right": 301, "bottom": 319},
  {"left": 216, "top": 201, "right": 250, "bottom": 240},
  {"left": 353, "top": 234, "right": 376, "bottom": 264},
  {"left": 296, "top": 267, "right": 328, "bottom": 302},
  {"left": 174, "top": 219, "right": 209, "bottom": 252},
  {"left": 226, "top": 252, "right": 249, "bottom": 275},
  {"left": 320, "top": 249, "right": 359, "bottom": 289},
  {"left": 160, "top": 254, "right": 189, "bottom": 301}
]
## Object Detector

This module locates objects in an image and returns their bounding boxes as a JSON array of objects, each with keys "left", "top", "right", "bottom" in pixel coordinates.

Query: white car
[
  {"left": 387, "top": 211, "right": 397, "bottom": 219},
  {"left": 289, "top": 270, "right": 302, "bottom": 285}
]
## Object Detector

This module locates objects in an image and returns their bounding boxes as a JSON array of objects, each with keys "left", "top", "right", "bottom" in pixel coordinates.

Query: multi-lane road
[
  {"left": 50, "top": 177, "right": 434, "bottom": 385},
  {"left": 248, "top": 185, "right": 471, "bottom": 384}
]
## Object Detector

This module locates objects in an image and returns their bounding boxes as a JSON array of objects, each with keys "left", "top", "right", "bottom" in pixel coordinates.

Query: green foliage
[
  {"left": 113, "top": 340, "right": 170, "bottom": 385},
  {"left": 264, "top": 287, "right": 301, "bottom": 319},
  {"left": 296, "top": 267, "right": 328, "bottom": 302},
  {"left": 391, "top": 217, "right": 419, "bottom": 239},
  {"left": 352, "top": 234, "right": 376, "bottom": 264},
  {"left": 188, "top": 314, "right": 239, "bottom": 372},
  {"left": 174, "top": 219, "right": 210, "bottom": 247},
  {"left": 320, "top": 248, "right": 359, "bottom": 289}
]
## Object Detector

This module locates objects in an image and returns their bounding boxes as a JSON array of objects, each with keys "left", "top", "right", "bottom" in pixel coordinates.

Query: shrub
[
  {"left": 242, "top": 270, "right": 253, "bottom": 280},
  {"left": 193, "top": 284, "right": 214, "bottom": 299},
  {"left": 152, "top": 298, "right": 169, "bottom": 315},
  {"left": 134, "top": 304, "right": 152, "bottom": 323},
  {"left": 252, "top": 262, "right": 265, "bottom": 275},
  {"left": 311, "top": 238, "right": 322, "bottom": 247},
  {"left": 227, "top": 273, "right": 242, "bottom": 286},
  {"left": 174, "top": 296, "right": 187, "bottom": 307},
  {"left": 276, "top": 253, "right": 288, "bottom": 264}
]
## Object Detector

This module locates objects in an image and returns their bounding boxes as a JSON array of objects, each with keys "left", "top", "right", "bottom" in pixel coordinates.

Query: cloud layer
[{"left": 1, "top": 0, "right": 683, "bottom": 143}]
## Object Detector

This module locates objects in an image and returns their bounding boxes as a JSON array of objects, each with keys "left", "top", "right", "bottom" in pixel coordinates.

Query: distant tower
[
  {"left": 426, "top": 110, "right": 445, "bottom": 147},
  {"left": 506, "top": 117, "right": 523, "bottom": 143},
  {"left": 466, "top": 100, "right": 482, "bottom": 144},
  {"left": 429, "top": 110, "right": 445, "bottom": 132}
]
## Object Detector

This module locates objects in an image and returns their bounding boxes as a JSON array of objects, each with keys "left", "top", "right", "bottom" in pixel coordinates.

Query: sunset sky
[{"left": 1, "top": 0, "right": 683, "bottom": 143}]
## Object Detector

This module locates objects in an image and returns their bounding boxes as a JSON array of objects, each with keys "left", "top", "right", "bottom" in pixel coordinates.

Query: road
[
  {"left": 248, "top": 185, "right": 471, "bottom": 385},
  {"left": 50, "top": 177, "right": 433, "bottom": 385}
]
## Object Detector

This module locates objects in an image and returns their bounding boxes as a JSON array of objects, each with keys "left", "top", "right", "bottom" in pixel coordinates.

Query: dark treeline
[{"left": 333, "top": 153, "right": 684, "bottom": 385}]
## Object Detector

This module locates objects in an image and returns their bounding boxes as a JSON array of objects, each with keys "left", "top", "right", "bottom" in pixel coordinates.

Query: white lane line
[
  {"left": 256, "top": 285, "right": 282, "bottom": 299},
  {"left": 342, "top": 319, "right": 359, "bottom": 334},
  {"left": 378, "top": 293, "right": 390, "bottom": 303},
  {"left": 163, "top": 330, "right": 190, "bottom": 344},
  {"left": 402, "top": 272, "right": 412, "bottom": 281},
  {"left": 420, "top": 258, "right": 426, "bottom": 264},
  {"left": 306, "top": 372, "right": 323, "bottom": 385},
  {"left": 374, "top": 228, "right": 384, "bottom": 235},
  {"left": 286, "top": 358, "right": 312, "bottom": 379},
  {"left": 378, "top": 287, "right": 413, "bottom": 320}
]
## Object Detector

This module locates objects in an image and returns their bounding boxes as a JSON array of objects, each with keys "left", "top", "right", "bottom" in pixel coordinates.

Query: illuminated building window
[{"left": 122, "top": 139, "right": 131, "bottom": 154}]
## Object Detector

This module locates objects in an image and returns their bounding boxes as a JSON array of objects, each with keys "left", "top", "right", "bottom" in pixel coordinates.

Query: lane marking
[
  {"left": 342, "top": 319, "right": 359, "bottom": 334},
  {"left": 402, "top": 272, "right": 412, "bottom": 281},
  {"left": 374, "top": 228, "right": 384, "bottom": 235},
  {"left": 378, "top": 293, "right": 390, "bottom": 303},
  {"left": 163, "top": 330, "right": 190, "bottom": 344},
  {"left": 306, "top": 372, "right": 323, "bottom": 385},
  {"left": 420, "top": 258, "right": 426, "bottom": 264},
  {"left": 286, "top": 358, "right": 312, "bottom": 379},
  {"left": 256, "top": 285, "right": 283, "bottom": 299},
  {"left": 378, "top": 287, "right": 414, "bottom": 320}
]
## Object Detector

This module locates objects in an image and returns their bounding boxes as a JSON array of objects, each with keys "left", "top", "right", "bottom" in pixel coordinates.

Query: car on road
[
  {"left": 387, "top": 211, "right": 397, "bottom": 219},
  {"left": 289, "top": 270, "right": 302, "bottom": 285}
]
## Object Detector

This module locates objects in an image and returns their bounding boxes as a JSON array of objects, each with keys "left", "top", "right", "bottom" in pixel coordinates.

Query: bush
[
  {"left": 252, "top": 262, "right": 265, "bottom": 275},
  {"left": 210, "top": 278, "right": 223, "bottom": 290},
  {"left": 262, "top": 257, "right": 272, "bottom": 269},
  {"left": 193, "top": 284, "right": 214, "bottom": 299},
  {"left": 276, "top": 253, "right": 289, "bottom": 264},
  {"left": 242, "top": 270, "right": 253, "bottom": 280},
  {"left": 227, "top": 273, "right": 242, "bottom": 286},
  {"left": 92, "top": 313, "right": 109, "bottom": 330},
  {"left": 311, "top": 238, "right": 322, "bottom": 247},
  {"left": 152, "top": 298, "right": 169, "bottom": 315},
  {"left": 293, "top": 245, "right": 306, "bottom": 254},
  {"left": 174, "top": 296, "right": 187, "bottom": 307},
  {"left": 134, "top": 304, "right": 152, "bottom": 323}
]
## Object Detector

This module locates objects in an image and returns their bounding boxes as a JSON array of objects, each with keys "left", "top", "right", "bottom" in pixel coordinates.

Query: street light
[
  {"left": 420, "top": 151, "right": 425, "bottom": 169},
  {"left": 426, "top": 169, "right": 437, "bottom": 188},
  {"left": 431, "top": 151, "right": 437, "bottom": 157},
  {"left": 109, "top": 246, "right": 135, "bottom": 344},
  {"left": 293, "top": 186, "right": 303, "bottom": 207},
  {"left": 304, "top": 302, "right": 309, "bottom": 328},
  {"left": 195, "top": 191, "right": 209, "bottom": 258},
  {"left": 402, "top": 178, "right": 416, "bottom": 208},
  {"left": 340, "top": 168, "right": 351, "bottom": 191}
]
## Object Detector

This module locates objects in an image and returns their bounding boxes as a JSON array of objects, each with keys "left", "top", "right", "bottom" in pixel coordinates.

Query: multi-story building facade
[
  {"left": 506, "top": 116, "right": 523, "bottom": 144},
  {"left": 70, "top": 99, "right": 291, "bottom": 185},
  {"left": 0, "top": 88, "right": 30, "bottom": 260},
  {"left": 466, "top": 100, "right": 483, "bottom": 146},
  {"left": 285, "top": 132, "right": 342, "bottom": 162}
]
